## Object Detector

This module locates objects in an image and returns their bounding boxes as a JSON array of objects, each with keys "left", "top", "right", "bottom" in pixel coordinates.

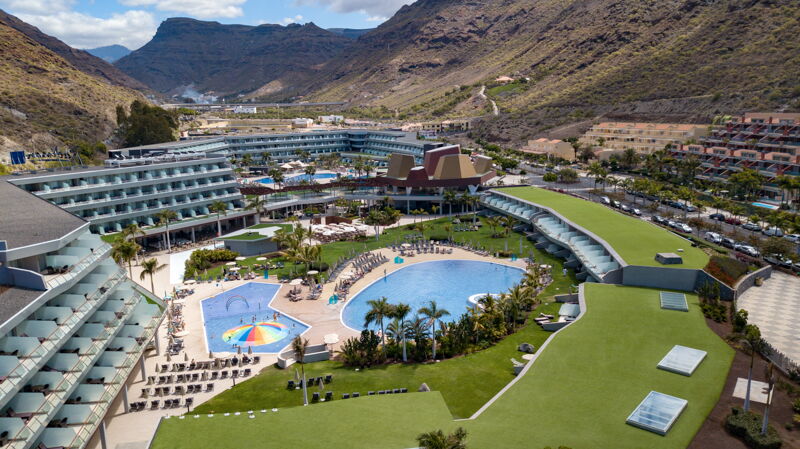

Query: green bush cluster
[
  {"left": 184, "top": 248, "right": 239, "bottom": 278},
  {"left": 725, "top": 407, "right": 782, "bottom": 449}
]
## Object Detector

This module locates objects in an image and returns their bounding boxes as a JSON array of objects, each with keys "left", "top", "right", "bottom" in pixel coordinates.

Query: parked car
[
  {"left": 762, "top": 227, "right": 784, "bottom": 237},
  {"left": 742, "top": 223, "right": 761, "bottom": 232},
  {"left": 704, "top": 232, "right": 723, "bottom": 244},
  {"left": 685, "top": 205, "right": 697, "bottom": 213},
  {"left": 784, "top": 234, "right": 800, "bottom": 243},
  {"left": 601, "top": 196, "right": 611, "bottom": 205},
  {"left": 652, "top": 215, "right": 666, "bottom": 224},
  {"left": 667, "top": 220, "right": 677, "bottom": 228},
  {"left": 632, "top": 208, "right": 642, "bottom": 216},
  {"left": 721, "top": 238, "right": 737, "bottom": 249},
  {"left": 734, "top": 243, "right": 760, "bottom": 257},
  {"left": 725, "top": 217, "right": 743, "bottom": 225},
  {"left": 621, "top": 204, "right": 631, "bottom": 212},
  {"left": 612, "top": 200, "right": 621, "bottom": 208},
  {"left": 677, "top": 223, "right": 693, "bottom": 233},
  {"left": 709, "top": 213, "right": 726, "bottom": 221}
]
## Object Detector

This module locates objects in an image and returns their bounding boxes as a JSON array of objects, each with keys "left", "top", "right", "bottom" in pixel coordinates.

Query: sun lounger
[
  {"left": 325, "top": 391, "right": 333, "bottom": 401},
  {"left": 342, "top": 393, "right": 349, "bottom": 399}
]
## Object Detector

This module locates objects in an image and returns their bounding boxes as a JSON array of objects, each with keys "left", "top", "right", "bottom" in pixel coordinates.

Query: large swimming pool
[
  {"left": 341, "top": 260, "right": 524, "bottom": 331},
  {"left": 201, "top": 283, "right": 308, "bottom": 353},
  {"left": 259, "top": 173, "right": 338, "bottom": 184}
]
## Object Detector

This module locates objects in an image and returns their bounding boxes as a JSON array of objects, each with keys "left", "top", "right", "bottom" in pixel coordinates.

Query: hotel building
[
  {"left": 668, "top": 113, "right": 800, "bottom": 199},
  {"left": 0, "top": 182, "right": 164, "bottom": 449}
]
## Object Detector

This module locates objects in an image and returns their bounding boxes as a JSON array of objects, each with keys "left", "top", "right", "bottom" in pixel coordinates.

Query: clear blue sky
[{"left": 0, "top": 0, "right": 413, "bottom": 50}]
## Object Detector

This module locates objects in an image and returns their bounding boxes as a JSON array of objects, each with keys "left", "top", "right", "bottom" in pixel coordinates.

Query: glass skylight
[
  {"left": 659, "top": 291, "right": 688, "bottom": 312},
  {"left": 626, "top": 391, "right": 688, "bottom": 435},
  {"left": 657, "top": 345, "right": 707, "bottom": 376}
]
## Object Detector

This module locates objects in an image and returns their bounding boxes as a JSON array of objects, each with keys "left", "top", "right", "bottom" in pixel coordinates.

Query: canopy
[
  {"left": 289, "top": 279, "right": 303, "bottom": 286},
  {"left": 222, "top": 322, "right": 288, "bottom": 347}
]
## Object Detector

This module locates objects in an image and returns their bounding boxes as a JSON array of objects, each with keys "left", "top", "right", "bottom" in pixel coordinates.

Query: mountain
[
  {"left": 0, "top": 10, "right": 142, "bottom": 157},
  {"left": 115, "top": 18, "right": 354, "bottom": 97},
  {"left": 86, "top": 45, "right": 131, "bottom": 63},
  {"left": 327, "top": 28, "right": 374, "bottom": 40},
  {"left": 0, "top": 10, "right": 145, "bottom": 90},
  {"left": 303, "top": 0, "right": 800, "bottom": 144}
]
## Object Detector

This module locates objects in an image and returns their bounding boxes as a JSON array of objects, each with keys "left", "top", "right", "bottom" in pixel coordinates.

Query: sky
[{"left": 0, "top": 0, "right": 414, "bottom": 50}]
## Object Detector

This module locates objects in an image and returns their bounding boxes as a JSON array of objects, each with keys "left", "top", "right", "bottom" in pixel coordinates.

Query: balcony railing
[{"left": 45, "top": 243, "right": 112, "bottom": 290}]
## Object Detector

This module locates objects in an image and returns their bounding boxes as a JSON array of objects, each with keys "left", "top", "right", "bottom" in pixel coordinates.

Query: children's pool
[
  {"left": 201, "top": 283, "right": 308, "bottom": 353},
  {"left": 341, "top": 260, "right": 524, "bottom": 331}
]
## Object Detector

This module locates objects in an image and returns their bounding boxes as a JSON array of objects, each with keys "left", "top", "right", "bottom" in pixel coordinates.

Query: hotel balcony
[{"left": 61, "top": 179, "right": 238, "bottom": 212}]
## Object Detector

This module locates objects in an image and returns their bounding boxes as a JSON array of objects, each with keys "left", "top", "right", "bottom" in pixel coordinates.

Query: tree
[
  {"left": 267, "top": 169, "right": 285, "bottom": 189},
  {"left": 419, "top": 300, "right": 450, "bottom": 360},
  {"left": 245, "top": 195, "right": 267, "bottom": 224},
  {"left": 121, "top": 223, "right": 146, "bottom": 261},
  {"left": 741, "top": 324, "right": 763, "bottom": 413},
  {"left": 303, "top": 164, "right": 317, "bottom": 181},
  {"left": 621, "top": 148, "right": 639, "bottom": 169},
  {"left": 416, "top": 427, "right": 467, "bottom": 449},
  {"left": 209, "top": 201, "right": 228, "bottom": 237},
  {"left": 111, "top": 238, "right": 139, "bottom": 278},
  {"left": 291, "top": 336, "right": 309, "bottom": 405},
  {"left": 139, "top": 258, "right": 165, "bottom": 294},
  {"left": 443, "top": 190, "right": 457, "bottom": 215},
  {"left": 155, "top": 209, "right": 178, "bottom": 253},
  {"left": 761, "top": 362, "right": 776, "bottom": 436},
  {"left": 728, "top": 169, "right": 764, "bottom": 200},
  {"left": 588, "top": 162, "right": 607, "bottom": 190},
  {"left": 364, "top": 297, "right": 392, "bottom": 350},
  {"left": 116, "top": 100, "right": 178, "bottom": 148},
  {"left": 392, "top": 303, "right": 411, "bottom": 362}
]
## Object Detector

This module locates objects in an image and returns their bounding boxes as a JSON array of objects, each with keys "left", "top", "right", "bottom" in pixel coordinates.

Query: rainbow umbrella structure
[{"left": 222, "top": 321, "right": 289, "bottom": 347}]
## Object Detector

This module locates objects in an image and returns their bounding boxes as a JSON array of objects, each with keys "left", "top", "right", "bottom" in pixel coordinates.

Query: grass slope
[
  {"left": 498, "top": 186, "right": 709, "bottom": 269},
  {"left": 153, "top": 284, "right": 732, "bottom": 449}
]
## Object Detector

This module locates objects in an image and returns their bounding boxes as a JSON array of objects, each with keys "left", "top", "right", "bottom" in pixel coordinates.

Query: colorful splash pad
[{"left": 222, "top": 321, "right": 289, "bottom": 346}]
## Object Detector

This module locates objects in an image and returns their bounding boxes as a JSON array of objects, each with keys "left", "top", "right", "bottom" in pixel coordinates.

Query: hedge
[{"left": 725, "top": 407, "right": 782, "bottom": 449}]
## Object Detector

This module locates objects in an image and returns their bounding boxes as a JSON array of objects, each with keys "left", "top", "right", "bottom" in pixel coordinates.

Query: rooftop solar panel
[
  {"left": 657, "top": 345, "right": 707, "bottom": 376},
  {"left": 626, "top": 391, "right": 688, "bottom": 435},
  {"left": 659, "top": 291, "right": 688, "bottom": 312}
]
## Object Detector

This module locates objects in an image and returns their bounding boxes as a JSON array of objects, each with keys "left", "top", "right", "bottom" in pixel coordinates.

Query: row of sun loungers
[
  {"left": 287, "top": 374, "right": 333, "bottom": 389},
  {"left": 129, "top": 397, "right": 194, "bottom": 411},
  {"left": 143, "top": 383, "right": 215, "bottom": 397}
]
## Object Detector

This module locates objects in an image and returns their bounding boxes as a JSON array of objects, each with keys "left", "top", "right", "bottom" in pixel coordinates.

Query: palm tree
[
  {"left": 443, "top": 190, "right": 457, "bottom": 216},
  {"left": 393, "top": 303, "right": 411, "bottom": 362},
  {"left": 139, "top": 258, "right": 165, "bottom": 294},
  {"left": 155, "top": 209, "right": 178, "bottom": 253},
  {"left": 291, "top": 336, "right": 309, "bottom": 405},
  {"left": 121, "top": 223, "right": 146, "bottom": 263},
  {"left": 245, "top": 195, "right": 267, "bottom": 224},
  {"left": 416, "top": 427, "right": 467, "bottom": 449},
  {"left": 303, "top": 164, "right": 317, "bottom": 182},
  {"left": 364, "top": 297, "right": 392, "bottom": 350},
  {"left": 504, "top": 284, "right": 526, "bottom": 331},
  {"left": 111, "top": 238, "right": 139, "bottom": 278},
  {"left": 209, "top": 201, "right": 228, "bottom": 237},
  {"left": 741, "top": 324, "right": 763, "bottom": 413},
  {"left": 418, "top": 300, "right": 449, "bottom": 360}
]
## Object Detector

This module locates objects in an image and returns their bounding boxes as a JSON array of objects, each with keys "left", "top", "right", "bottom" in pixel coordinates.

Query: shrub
[
  {"left": 734, "top": 309, "right": 749, "bottom": 333},
  {"left": 725, "top": 407, "right": 783, "bottom": 449},
  {"left": 428, "top": 233, "right": 449, "bottom": 242},
  {"left": 542, "top": 172, "right": 557, "bottom": 182},
  {"left": 308, "top": 261, "right": 330, "bottom": 272},
  {"left": 184, "top": 248, "right": 239, "bottom": 277},
  {"left": 705, "top": 255, "right": 749, "bottom": 287}
]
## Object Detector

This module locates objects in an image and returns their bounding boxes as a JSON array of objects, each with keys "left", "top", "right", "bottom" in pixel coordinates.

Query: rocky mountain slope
[
  {"left": 87, "top": 45, "right": 131, "bottom": 63},
  {"left": 115, "top": 19, "right": 354, "bottom": 97},
  {"left": 0, "top": 10, "right": 142, "bottom": 158},
  {"left": 0, "top": 10, "right": 145, "bottom": 90},
  {"left": 301, "top": 0, "right": 800, "bottom": 144}
]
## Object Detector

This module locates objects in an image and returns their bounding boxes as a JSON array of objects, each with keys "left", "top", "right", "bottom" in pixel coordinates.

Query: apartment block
[
  {"left": 579, "top": 122, "right": 709, "bottom": 154},
  {"left": 520, "top": 138, "right": 576, "bottom": 162},
  {"left": 669, "top": 113, "right": 800, "bottom": 199},
  {"left": 0, "top": 182, "right": 164, "bottom": 449}
]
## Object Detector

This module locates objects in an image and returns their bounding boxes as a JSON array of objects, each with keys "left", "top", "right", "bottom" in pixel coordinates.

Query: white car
[
  {"left": 601, "top": 196, "right": 611, "bottom": 205},
  {"left": 632, "top": 208, "right": 641, "bottom": 216},
  {"left": 735, "top": 244, "right": 760, "bottom": 257},
  {"left": 677, "top": 223, "right": 693, "bottom": 233},
  {"left": 704, "top": 232, "right": 722, "bottom": 244},
  {"left": 784, "top": 234, "right": 800, "bottom": 243}
]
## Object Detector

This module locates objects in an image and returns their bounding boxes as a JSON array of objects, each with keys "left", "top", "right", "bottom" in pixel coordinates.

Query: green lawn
[
  {"left": 498, "top": 186, "right": 710, "bottom": 269},
  {"left": 153, "top": 284, "right": 733, "bottom": 449}
]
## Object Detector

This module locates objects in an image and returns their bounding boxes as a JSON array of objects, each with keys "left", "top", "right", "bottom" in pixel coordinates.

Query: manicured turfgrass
[
  {"left": 497, "top": 186, "right": 710, "bottom": 269},
  {"left": 153, "top": 284, "right": 733, "bottom": 449}
]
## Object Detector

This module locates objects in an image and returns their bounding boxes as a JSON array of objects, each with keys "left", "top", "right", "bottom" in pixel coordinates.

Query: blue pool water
[
  {"left": 341, "top": 260, "right": 524, "bottom": 330},
  {"left": 201, "top": 283, "right": 308, "bottom": 353},
  {"left": 259, "top": 173, "right": 338, "bottom": 184},
  {"left": 752, "top": 202, "right": 779, "bottom": 210}
]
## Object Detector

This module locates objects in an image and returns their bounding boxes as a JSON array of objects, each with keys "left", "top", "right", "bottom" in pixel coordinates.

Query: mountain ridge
[{"left": 86, "top": 45, "right": 131, "bottom": 63}]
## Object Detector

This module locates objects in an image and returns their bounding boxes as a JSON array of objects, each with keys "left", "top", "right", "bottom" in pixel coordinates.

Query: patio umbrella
[
  {"left": 247, "top": 346, "right": 253, "bottom": 355},
  {"left": 307, "top": 270, "right": 319, "bottom": 276},
  {"left": 235, "top": 257, "right": 247, "bottom": 261},
  {"left": 256, "top": 257, "right": 267, "bottom": 261},
  {"left": 166, "top": 353, "right": 171, "bottom": 362},
  {"left": 323, "top": 333, "right": 339, "bottom": 345},
  {"left": 222, "top": 322, "right": 289, "bottom": 347},
  {"left": 184, "top": 279, "right": 196, "bottom": 285},
  {"left": 209, "top": 351, "right": 214, "bottom": 359},
  {"left": 289, "top": 279, "right": 303, "bottom": 286},
  {"left": 226, "top": 262, "right": 236, "bottom": 266},
  {"left": 237, "top": 346, "right": 242, "bottom": 355}
]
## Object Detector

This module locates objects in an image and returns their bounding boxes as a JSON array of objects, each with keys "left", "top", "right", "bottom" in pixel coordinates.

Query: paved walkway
[{"left": 738, "top": 271, "right": 800, "bottom": 364}]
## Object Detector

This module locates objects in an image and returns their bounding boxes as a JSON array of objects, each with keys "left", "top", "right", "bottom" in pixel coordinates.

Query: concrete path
[{"left": 738, "top": 271, "right": 800, "bottom": 365}]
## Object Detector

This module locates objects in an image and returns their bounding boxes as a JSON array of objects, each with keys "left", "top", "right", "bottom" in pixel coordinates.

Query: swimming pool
[
  {"left": 201, "top": 283, "right": 308, "bottom": 353},
  {"left": 752, "top": 201, "right": 779, "bottom": 210},
  {"left": 259, "top": 173, "right": 338, "bottom": 184},
  {"left": 341, "top": 260, "right": 524, "bottom": 331}
]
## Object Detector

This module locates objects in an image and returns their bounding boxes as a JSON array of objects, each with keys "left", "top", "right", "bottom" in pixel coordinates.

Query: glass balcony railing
[{"left": 45, "top": 243, "right": 112, "bottom": 290}]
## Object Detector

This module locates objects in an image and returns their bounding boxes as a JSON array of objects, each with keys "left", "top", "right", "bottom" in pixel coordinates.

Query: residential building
[
  {"left": 579, "top": 122, "right": 709, "bottom": 154},
  {"left": 520, "top": 138, "right": 575, "bottom": 162},
  {"left": 0, "top": 182, "right": 164, "bottom": 449},
  {"left": 232, "top": 106, "right": 257, "bottom": 114},
  {"left": 5, "top": 154, "right": 255, "bottom": 246},
  {"left": 669, "top": 113, "right": 800, "bottom": 199},
  {"left": 318, "top": 115, "right": 344, "bottom": 124},
  {"left": 291, "top": 118, "right": 314, "bottom": 129}
]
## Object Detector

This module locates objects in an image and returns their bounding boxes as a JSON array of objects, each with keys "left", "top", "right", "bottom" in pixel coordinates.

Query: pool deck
[{"left": 91, "top": 245, "right": 527, "bottom": 449}]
